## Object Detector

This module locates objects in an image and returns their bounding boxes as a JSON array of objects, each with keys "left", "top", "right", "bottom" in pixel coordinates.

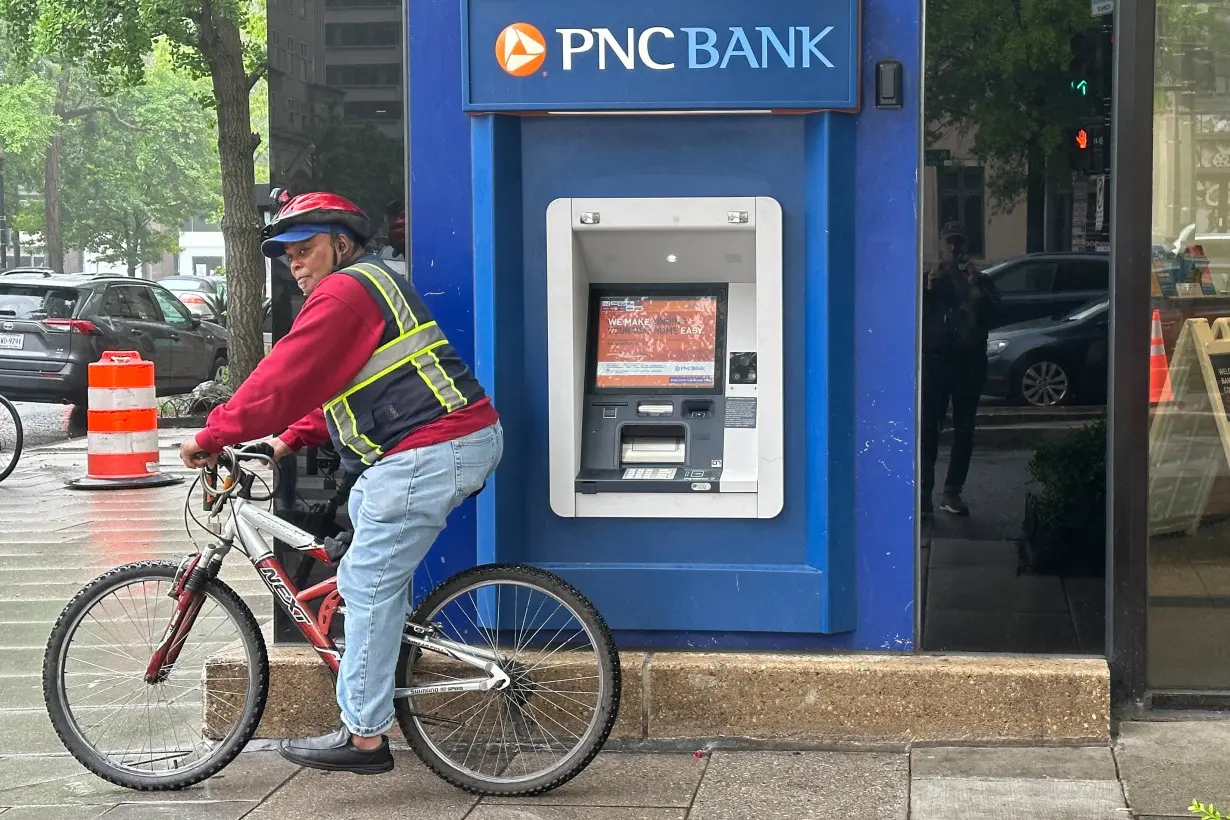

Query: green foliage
[
  {"left": 1021, "top": 417, "right": 1107, "bottom": 575},
  {"left": 0, "top": 33, "right": 221, "bottom": 271},
  {"left": 924, "top": 0, "right": 1104, "bottom": 210},
  {"left": 306, "top": 116, "right": 403, "bottom": 230},
  {"left": 1191, "top": 800, "right": 1227, "bottom": 820},
  {"left": 60, "top": 56, "right": 221, "bottom": 274}
]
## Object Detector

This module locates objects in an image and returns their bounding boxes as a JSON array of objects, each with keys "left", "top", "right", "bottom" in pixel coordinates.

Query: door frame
[{"left": 1106, "top": 0, "right": 1153, "bottom": 710}]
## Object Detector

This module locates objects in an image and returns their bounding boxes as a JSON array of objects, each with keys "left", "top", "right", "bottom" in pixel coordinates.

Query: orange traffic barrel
[{"left": 66, "top": 351, "right": 183, "bottom": 490}]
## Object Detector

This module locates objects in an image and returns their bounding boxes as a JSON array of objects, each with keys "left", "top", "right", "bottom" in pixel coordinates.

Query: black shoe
[
  {"left": 939, "top": 490, "right": 970, "bottom": 516},
  {"left": 277, "top": 727, "right": 394, "bottom": 774},
  {"left": 921, "top": 495, "right": 934, "bottom": 520}
]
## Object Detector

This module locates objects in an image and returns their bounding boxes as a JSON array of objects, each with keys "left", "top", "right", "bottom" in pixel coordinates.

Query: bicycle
[
  {"left": 0, "top": 392, "right": 22, "bottom": 482},
  {"left": 41, "top": 444, "right": 621, "bottom": 795}
]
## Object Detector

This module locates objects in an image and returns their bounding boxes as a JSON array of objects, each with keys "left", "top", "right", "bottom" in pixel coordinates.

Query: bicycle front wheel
[
  {"left": 395, "top": 564, "right": 621, "bottom": 797},
  {"left": 0, "top": 394, "right": 23, "bottom": 482},
  {"left": 42, "top": 560, "right": 270, "bottom": 790}
]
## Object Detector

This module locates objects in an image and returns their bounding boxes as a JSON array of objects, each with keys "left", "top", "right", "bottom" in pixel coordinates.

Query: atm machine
[{"left": 546, "top": 196, "right": 784, "bottom": 519}]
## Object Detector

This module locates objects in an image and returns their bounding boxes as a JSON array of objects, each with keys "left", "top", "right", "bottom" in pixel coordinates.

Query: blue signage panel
[{"left": 462, "top": 0, "right": 861, "bottom": 112}]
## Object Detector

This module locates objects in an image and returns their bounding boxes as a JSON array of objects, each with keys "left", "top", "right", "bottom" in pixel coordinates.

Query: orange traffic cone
[{"left": 1150, "top": 309, "right": 1174, "bottom": 403}]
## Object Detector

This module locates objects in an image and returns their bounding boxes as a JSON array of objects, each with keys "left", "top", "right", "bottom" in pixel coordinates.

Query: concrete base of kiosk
[{"left": 208, "top": 649, "right": 1109, "bottom": 746}]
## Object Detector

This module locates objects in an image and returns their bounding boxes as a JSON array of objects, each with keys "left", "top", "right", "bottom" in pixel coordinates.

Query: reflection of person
[
  {"left": 920, "top": 221, "right": 1000, "bottom": 518},
  {"left": 178, "top": 192, "right": 502, "bottom": 774}
]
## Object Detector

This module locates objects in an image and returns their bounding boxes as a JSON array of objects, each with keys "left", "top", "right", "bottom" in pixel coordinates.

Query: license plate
[{"left": 0, "top": 333, "right": 23, "bottom": 350}]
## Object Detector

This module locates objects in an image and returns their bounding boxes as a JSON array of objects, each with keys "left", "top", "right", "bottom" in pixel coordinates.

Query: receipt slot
[{"left": 546, "top": 196, "right": 784, "bottom": 519}]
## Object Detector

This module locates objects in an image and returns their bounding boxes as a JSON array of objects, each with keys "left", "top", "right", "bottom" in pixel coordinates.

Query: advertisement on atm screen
[{"left": 595, "top": 295, "right": 717, "bottom": 388}]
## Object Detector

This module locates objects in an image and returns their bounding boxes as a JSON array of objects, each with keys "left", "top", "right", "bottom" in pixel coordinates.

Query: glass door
[{"left": 1146, "top": 0, "right": 1230, "bottom": 690}]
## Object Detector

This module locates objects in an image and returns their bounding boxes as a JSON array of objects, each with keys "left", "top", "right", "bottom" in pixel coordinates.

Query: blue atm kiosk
[{"left": 407, "top": 0, "right": 920, "bottom": 651}]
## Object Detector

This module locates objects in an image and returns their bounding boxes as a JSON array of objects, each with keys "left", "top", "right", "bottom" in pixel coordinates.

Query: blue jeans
[{"left": 335, "top": 421, "right": 503, "bottom": 737}]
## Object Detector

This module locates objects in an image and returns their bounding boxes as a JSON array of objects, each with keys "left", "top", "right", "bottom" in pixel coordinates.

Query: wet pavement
[
  {"left": 0, "top": 435, "right": 1227, "bottom": 819},
  {"left": 11, "top": 402, "right": 78, "bottom": 450}
]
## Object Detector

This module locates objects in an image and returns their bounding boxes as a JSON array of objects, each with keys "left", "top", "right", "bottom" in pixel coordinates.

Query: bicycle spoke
[{"left": 406, "top": 575, "right": 608, "bottom": 787}]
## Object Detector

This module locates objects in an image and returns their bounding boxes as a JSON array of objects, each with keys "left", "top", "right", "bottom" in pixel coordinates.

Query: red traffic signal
[{"left": 1075, "top": 128, "right": 1089, "bottom": 150}]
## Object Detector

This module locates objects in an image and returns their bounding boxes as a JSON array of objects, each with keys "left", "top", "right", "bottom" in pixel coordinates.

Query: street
[{"left": 11, "top": 402, "right": 80, "bottom": 451}]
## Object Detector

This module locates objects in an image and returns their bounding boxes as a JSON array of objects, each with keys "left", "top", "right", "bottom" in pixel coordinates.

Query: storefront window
[
  {"left": 1147, "top": 0, "right": 1230, "bottom": 690},
  {"left": 920, "top": 1, "right": 1111, "bottom": 656}
]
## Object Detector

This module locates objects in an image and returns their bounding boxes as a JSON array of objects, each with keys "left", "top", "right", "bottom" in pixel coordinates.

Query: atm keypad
[{"left": 622, "top": 468, "right": 678, "bottom": 480}]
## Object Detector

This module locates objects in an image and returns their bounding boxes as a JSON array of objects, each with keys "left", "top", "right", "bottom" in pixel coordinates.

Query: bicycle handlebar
[{"left": 200, "top": 443, "right": 280, "bottom": 504}]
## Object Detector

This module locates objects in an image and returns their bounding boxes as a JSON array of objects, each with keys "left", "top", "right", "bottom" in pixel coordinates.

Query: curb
[{"left": 207, "top": 648, "right": 1110, "bottom": 746}]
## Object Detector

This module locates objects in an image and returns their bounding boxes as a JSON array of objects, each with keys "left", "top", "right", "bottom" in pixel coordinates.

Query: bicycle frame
[{"left": 146, "top": 470, "right": 510, "bottom": 699}]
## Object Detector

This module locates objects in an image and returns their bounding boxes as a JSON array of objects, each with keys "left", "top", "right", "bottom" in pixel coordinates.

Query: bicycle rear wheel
[
  {"left": 43, "top": 561, "right": 269, "bottom": 790},
  {"left": 0, "top": 394, "right": 22, "bottom": 482},
  {"left": 395, "top": 564, "right": 620, "bottom": 797}
]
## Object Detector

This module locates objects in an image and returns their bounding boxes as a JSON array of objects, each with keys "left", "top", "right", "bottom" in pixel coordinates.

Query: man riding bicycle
[{"left": 179, "top": 191, "right": 502, "bottom": 774}]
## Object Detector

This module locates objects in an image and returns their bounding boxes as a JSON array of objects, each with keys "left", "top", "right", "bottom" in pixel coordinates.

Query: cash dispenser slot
[{"left": 619, "top": 424, "right": 686, "bottom": 465}]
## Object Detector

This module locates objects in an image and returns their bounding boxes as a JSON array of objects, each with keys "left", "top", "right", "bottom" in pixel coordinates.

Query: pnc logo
[{"left": 495, "top": 22, "right": 547, "bottom": 77}]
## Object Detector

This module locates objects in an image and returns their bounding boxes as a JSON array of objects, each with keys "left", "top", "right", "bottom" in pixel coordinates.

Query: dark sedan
[
  {"left": 982, "top": 252, "right": 1108, "bottom": 328},
  {"left": 0, "top": 273, "right": 229, "bottom": 406},
  {"left": 983, "top": 297, "right": 1108, "bottom": 407}
]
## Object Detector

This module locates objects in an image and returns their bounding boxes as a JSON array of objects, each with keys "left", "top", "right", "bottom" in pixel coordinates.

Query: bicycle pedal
[{"left": 404, "top": 619, "right": 439, "bottom": 637}]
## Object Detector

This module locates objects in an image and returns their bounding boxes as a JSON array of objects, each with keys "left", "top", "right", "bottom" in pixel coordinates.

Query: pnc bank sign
[
  {"left": 466, "top": 0, "right": 860, "bottom": 113},
  {"left": 495, "top": 22, "right": 839, "bottom": 76}
]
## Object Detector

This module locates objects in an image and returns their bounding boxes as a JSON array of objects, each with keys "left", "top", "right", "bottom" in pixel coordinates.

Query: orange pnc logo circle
[{"left": 495, "top": 22, "right": 547, "bottom": 77}]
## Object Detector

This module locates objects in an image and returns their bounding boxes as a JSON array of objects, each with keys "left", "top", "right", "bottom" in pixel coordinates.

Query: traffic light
[
  {"left": 1063, "top": 118, "right": 1109, "bottom": 172},
  {"left": 1068, "top": 27, "right": 1113, "bottom": 103}
]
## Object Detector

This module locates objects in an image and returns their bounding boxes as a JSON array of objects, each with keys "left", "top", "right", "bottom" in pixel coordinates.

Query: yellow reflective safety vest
[{"left": 323, "top": 256, "right": 487, "bottom": 474}]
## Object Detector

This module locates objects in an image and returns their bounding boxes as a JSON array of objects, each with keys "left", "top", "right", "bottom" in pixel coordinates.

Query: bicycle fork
[{"left": 145, "top": 553, "right": 212, "bottom": 684}]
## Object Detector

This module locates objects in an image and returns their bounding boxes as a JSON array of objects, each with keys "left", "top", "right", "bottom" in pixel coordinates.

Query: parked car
[
  {"left": 984, "top": 297, "right": 1108, "bottom": 407},
  {"left": 158, "top": 275, "right": 227, "bottom": 323},
  {"left": 981, "top": 252, "right": 1109, "bottom": 328},
  {"left": 0, "top": 273, "right": 228, "bottom": 405},
  {"left": 1, "top": 267, "right": 59, "bottom": 277}
]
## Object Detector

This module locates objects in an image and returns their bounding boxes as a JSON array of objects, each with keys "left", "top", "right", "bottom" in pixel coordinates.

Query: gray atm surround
[{"left": 545, "top": 196, "right": 784, "bottom": 520}]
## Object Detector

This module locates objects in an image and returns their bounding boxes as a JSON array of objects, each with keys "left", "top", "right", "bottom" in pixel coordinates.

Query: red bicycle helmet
[{"left": 261, "top": 192, "right": 373, "bottom": 258}]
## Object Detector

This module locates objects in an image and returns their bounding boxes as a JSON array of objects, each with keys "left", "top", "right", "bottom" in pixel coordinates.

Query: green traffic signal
[{"left": 1071, "top": 79, "right": 1088, "bottom": 96}]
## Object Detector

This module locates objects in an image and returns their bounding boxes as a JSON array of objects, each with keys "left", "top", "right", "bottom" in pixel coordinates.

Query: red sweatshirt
[{"left": 196, "top": 271, "right": 497, "bottom": 457}]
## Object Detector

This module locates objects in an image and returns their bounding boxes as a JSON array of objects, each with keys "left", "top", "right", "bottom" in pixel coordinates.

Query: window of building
[
  {"left": 300, "top": 42, "right": 307, "bottom": 57},
  {"left": 325, "top": 23, "right": 400, "bottom": 47},
  {"left": 325, "top": 63, "right": 402, "bottom": 87},
  {"left": 936, "top": 165, "right": 986, "bottom": 258},
  {"left": 343, "top": 100, "right": 404, "bottom": 119}
]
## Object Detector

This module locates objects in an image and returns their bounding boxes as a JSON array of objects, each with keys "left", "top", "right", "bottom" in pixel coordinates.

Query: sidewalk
[
  {"left": 1, "top": 436, "right": 1228, "bottom": 819},
  {"left": 2, "top": 725, "right": 1229, "bottom": 819}
]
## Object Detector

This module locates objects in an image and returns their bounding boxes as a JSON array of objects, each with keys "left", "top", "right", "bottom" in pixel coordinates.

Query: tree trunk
[
  {"left": 1025, "top": 141, "right": 1047, "bottom": 254},
  {"left": 44, "top": 76, "right": 67, "bottom": 273},
  {"left": 201, "top": 4, "right": 263, "bottom": 387},
  {"left": 43, "top": 131, "right": 64, "bottom": 272}
]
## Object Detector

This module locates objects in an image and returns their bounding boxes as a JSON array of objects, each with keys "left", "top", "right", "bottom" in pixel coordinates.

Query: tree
[
  {"left": 924, "top": 0, "right": 1104, "bottom": 250},
  {"left": 61, "top": 56, "right": 221, "bottom": 276},
  {"left": 0, "top": 0, "right": 268, "bottom": 386},
  {"left": 305, "top": 116, "right": 403, "bottom": 232}
]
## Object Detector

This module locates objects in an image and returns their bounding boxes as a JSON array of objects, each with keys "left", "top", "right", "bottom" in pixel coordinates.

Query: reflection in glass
[{"left": 1147, "top": 0, "right": 1230, "bottom": 690}]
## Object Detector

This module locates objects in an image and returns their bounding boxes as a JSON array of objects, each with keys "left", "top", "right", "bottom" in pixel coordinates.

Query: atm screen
[{"left": 593, "top": 293, "right": 721, "bottom": 389}]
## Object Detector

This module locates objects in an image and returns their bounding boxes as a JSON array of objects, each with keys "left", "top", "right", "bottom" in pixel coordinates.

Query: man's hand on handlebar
[
  {"left": 179, "top": 435, "right": 219, "bottom": 469},
  {"left": 179, "top": 435, "right": 295, "bottom": 470}
]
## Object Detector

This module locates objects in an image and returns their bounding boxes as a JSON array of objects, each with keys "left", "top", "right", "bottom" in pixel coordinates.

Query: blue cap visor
[{"left": 261, "top": 223, "right": 351, "bottom": 258}]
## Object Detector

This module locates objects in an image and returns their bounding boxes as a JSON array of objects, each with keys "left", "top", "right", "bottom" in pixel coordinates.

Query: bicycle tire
[
  {"left": 42, "top": 560, "right": 270, "bottom": 791},
  {"left": 0, "top": 393, "right": 23, "bottom": 483},
  {"left": 395, "top": 563, "right": 621, "bottom": 797}
]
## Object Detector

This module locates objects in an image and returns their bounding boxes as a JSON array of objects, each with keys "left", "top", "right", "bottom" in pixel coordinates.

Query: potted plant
[{"left": 1020, "top": 417, "right": 1107, "bottom": 576}]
